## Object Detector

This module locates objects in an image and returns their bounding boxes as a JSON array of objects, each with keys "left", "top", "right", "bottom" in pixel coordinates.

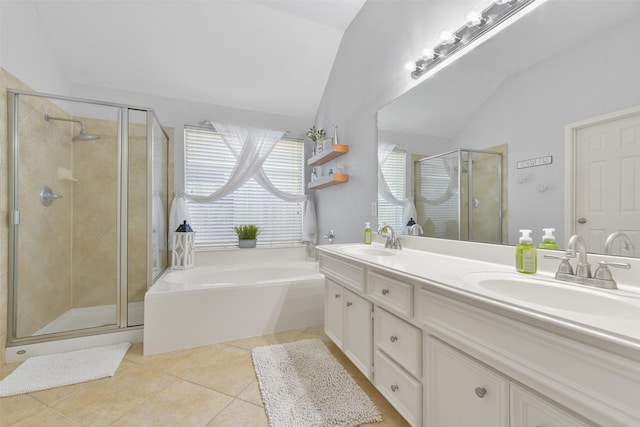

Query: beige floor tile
[
  {"left": 51, "top": 385, "right": 148, "bottom": 427},
  {"left": 303, "top": 324, "right": 325, "bottom": 336},
  {"left": 28, "top": 377, "right": 92, "bottom": 406},
  {"left": 0, "top": 394, "right": 47, "bottom": 426},
  {"left": 207, "top": 399, "right": 268, "bottom": 427},
  {"left": 182, "top": 347, "right": 256, "bottom": 397},
  {"left": 224, "top": 328, "right": 305, "bottom": 350},
  {"left": 10, "top": 407, "right": 82, "bottom": 426},
  {"left": 0, "top": 362, "right": 20, "bottom": 380},
  {"left": 52, "top": 364, "right": 177, "bottom": 426},
  {"left": 125, "top": 341, "right": 227, "bottom": 377},
  {"left": 111, "top": 379, "right": 233, "bottom": 427},
  {"left": 237, "top": 379, "right": 263, "bottom": 407}
]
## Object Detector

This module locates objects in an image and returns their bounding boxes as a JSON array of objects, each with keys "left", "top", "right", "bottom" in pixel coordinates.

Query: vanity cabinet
[
  {"left": 325, "top": 279, "right": 344, "bottom": 348},
  {"left": 510, "top": 383, "right": 591, "bottom": 427},
  {"left": 324, "top": 277, "right": 372, "bottom": 378},
  {"left": 374, "top": 307, "right": 422, "bottom": 425},
  {"left": 319, "top": 250, "right": 638, "bottom": 427},
  {"left": 424, "top": 336, "right": 509, "bottom": 427}
]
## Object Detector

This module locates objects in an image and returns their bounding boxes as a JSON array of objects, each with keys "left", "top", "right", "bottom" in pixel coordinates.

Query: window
[
  {"left": 184, "top": 126, "right": 304, "bottom": 247},
  {"left": 377, "top": 149, "right": 407, "bottom": 232}
]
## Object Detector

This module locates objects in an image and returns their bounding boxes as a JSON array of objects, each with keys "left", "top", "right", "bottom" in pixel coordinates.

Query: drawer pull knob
[
  {"left": 346, "top": 302, "right": 353, "bottom": 307},
  {"left": 382, "top": 289, "right": 390, "bottom": 295},
  {"left": 391, "top": 384, "right": 399, "bottom": 392},
  {"left": 335, "top": 294, "right": 341, "bottom": 298},
  {"left": 474, "top": 387, "right": 487, "bottom": 398},
  {"left": 390, "top": 336, "right": 398, "bottom": 343}
]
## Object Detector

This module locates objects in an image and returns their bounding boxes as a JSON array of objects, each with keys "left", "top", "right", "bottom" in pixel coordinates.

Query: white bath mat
[
  {"left": 0, "top": 342, "right": 131, "bottom": 397},
  {"left": 252, "top": 338, "right": 382, "bottom": 427}
]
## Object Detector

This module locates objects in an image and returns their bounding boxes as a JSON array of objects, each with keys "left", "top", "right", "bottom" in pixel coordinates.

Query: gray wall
[{"left": 314, "top": 1, "right": 479, "bottom": 243}]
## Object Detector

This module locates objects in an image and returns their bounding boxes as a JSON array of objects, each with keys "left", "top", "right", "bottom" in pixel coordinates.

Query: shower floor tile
[{"left": 0, "top": 325, "right": 410, "bottom": 426}]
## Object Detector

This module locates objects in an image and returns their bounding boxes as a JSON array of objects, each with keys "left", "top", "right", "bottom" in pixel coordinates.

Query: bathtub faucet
[{"left": 324, "top": 229, "right": 335, "bottom": 244}]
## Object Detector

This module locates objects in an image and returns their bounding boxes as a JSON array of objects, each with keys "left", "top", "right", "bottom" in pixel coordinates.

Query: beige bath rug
[
  {"left": 0, "top": 343, "right": 130, "bottom": 397},
  {"left": 252, "top": 338, "right": 382, "bottom": 427}
]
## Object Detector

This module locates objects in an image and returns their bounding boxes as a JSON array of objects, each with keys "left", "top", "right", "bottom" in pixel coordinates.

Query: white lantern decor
[{"left": 171, "top": 220, "right": 195, "bottom": 270}]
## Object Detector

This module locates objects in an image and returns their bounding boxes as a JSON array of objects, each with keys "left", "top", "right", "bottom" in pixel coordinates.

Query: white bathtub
[{"left": 143, "top": 260, "right": 324, "bottom": 355}]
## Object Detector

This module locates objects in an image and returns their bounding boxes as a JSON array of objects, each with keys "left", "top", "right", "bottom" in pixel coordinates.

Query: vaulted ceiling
[{"left": 33, "top": 0, "right": 366, "bottom": 119}]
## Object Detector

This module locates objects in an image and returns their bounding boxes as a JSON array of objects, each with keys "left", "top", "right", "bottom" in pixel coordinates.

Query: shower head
[{"left": 44, "top": 114, "right": 100, "bottom": 142}]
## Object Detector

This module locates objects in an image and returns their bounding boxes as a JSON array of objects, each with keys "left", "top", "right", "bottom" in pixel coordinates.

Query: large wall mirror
[{"left": 377, "top": 0, "right": 640, "bottom": 258}]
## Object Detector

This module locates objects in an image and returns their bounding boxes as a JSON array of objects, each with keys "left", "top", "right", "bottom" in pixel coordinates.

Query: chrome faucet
[
  {"left": 378, "top": 224, "right": 402, "bottom": 250},
  {"left": 545, "top": 234, "right": 631, "bottom": 290},
  {"left": 323, "top": 229, "right": 335, "bottom": 244},
  {"left": 566, "top": 234, "right": 591, "bottom": 278},
  {"left": 604, "top": 232, "right": 635, "bottom": 255},
  {"left": 409, "top": 224, "right": 423, "bottom": 236}
]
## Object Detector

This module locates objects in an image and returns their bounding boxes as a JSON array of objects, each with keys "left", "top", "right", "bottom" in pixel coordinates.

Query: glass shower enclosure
[
  {"left": 7, "top": 89, "right": 169, "bottom": 346},
  {"left": 414, "top": 149, "right": 503, "bottom": 243}
]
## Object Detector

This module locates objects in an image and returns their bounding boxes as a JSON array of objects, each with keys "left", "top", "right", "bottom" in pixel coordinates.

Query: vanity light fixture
[{"left": 409, "top": 0, "right": 538, "bottom": 80}]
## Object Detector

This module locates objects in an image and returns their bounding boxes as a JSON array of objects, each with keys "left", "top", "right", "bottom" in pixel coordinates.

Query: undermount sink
[
  {"left": 463, "top": 272, "right": 640, "bottom": 319},
  {"left": 338, "top": 245, "right": 398, "bottom": 257}
]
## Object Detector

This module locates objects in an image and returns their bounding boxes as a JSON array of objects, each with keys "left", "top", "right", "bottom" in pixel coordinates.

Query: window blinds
[
  {"left": 377, "top": 150, "right": 406, "bottom": 231},
  {"left": 184, "top": 126, "right": 304, "bottom": 247}
]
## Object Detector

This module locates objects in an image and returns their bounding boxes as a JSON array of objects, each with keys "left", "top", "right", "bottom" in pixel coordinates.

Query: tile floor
[{"left": 0, "top": 325, "right": 410, "bottom": 426}]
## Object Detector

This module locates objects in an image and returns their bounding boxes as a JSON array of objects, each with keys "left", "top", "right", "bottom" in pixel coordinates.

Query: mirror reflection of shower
[
  {"left": 415, "top": 149, "right": 503, "bottom": 244},
  {"left": 44, "top": 113, "right": 101, "bottom": 141}
]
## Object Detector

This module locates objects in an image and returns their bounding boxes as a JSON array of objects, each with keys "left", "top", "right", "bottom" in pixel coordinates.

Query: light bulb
[
  {"left": 464, "top": 9, "right": 485, "bottom": 27},
  {"left": 421, "top": 48, "right": 437, "bottom": 60},
  {"left": 438, "top": 29, "right": 459, "bottom": 45}
]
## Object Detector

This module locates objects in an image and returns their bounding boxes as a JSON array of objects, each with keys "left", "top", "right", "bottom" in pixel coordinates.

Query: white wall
[
  {"left": 0, "top": 2, "right": 312, "bottom": 195},
  {"left": 314, "top": 1, "right": 480, "bottom": 243},
  {"left": 69, "top": 83, "right": 312, "bottom": 193},
  {"left": 450, "top": 16, "right": 640, "bottom": 245},
  {"left": 0, "top": 2, "right": 70, "bottom": 95}
]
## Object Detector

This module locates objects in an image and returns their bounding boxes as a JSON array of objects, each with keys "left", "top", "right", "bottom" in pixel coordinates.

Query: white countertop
[{"left": 318, "top": 242, "right": 640, "bottom": 360}]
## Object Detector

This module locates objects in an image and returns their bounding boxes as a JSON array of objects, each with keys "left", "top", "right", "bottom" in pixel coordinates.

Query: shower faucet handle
[{"left": 40, "top": 186, "right": 63, "bottom": 207}]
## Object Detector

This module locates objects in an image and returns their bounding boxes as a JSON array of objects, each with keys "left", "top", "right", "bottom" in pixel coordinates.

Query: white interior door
[{"left": 575, "top": 111, "right": 640, "bottom": 256}]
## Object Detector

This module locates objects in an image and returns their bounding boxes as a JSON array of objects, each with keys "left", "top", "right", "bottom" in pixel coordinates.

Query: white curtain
[
  {"left": 378, "top": 143, "right": 404, "bottom": 206},
  {"left": 169, "top": 194, "right": 191, "bottom": 232},
  {"left": 184, "top": 122, "right": 307, "bottom": 203},
  {"left": 378, "top": 143, "right": 418, "bottom": 233}
]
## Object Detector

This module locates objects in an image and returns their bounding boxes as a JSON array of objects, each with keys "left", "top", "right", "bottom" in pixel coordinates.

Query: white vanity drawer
[
  {"left": 367, "top": 271, "right": 412, "bottom": 317},
  {"left": 375, "top": 349, "right": 422, "bottom": 427},
  {"left": 320, "top": 255, "right": 365, "bottom": 292},
  {"left": 375, "top": 307, "right": 421, "bottom": 377}
]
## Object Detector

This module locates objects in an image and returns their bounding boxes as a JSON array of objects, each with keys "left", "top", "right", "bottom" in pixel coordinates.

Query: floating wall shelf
[
  {"left": 308, "top": 173, "right": 349, "bottom": 190},
  {"left": 308, "top": 144, "right": 349, "bottom": 167}
]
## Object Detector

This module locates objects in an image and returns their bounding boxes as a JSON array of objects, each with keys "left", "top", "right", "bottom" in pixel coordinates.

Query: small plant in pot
[{"left": 234, "top": 224, "right": 260, "bottom": 248}]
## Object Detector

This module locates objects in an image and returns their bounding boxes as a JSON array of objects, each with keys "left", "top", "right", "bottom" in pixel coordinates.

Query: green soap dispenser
[
  {"left": 364, "top": 222, "right": 372, "bottom": 244},
  {"left": 516, "top": 229, "right": 537, "bottom": 274},
  {"left": 539, "top": 228, "right": 559, "bottom": 249}
]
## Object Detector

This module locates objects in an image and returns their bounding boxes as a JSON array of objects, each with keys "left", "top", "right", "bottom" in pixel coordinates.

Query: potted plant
[{"left": 234, "top": 224, "right": 261, "bottom": 248}]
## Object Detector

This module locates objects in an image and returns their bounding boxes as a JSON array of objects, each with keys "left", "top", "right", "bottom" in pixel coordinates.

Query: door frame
[{"left": 563, "top": 104, "right": 640, "bottom": 240}]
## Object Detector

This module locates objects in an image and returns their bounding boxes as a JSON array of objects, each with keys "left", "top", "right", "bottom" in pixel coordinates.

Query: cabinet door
[
  {"left": 344, "top": 289, "right": 373, "bottom": 378},
  {"left": 324, "top": 279, "right": 344, "bottom": 348},
  {"left": 511, "top": 383, "right": 591, "bottom": 427},
  {"left": 425, "top": 337, "right": 509, "bottom": 427}
]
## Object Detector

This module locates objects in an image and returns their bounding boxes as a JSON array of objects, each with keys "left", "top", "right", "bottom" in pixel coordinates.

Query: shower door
[{"left": 7, "top": 90, "right": 169, "bottom": 343}]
